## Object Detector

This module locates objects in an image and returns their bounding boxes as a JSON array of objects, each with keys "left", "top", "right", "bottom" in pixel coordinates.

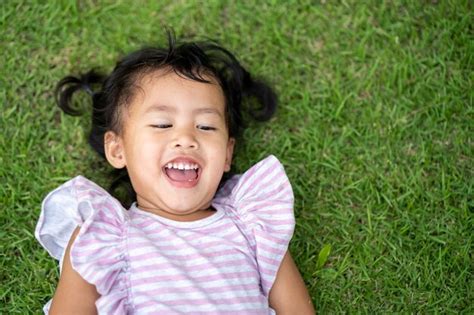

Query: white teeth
[{"left": 165, "top": 162, "right": 199, "bottom": 170}]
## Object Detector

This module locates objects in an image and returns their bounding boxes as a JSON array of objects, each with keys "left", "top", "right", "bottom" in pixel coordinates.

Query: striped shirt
[{"left": 36, "top": 155, "right": 295, "bottom": 314}]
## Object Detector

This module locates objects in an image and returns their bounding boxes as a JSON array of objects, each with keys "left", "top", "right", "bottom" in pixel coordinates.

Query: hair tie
[{"left": 82, "top": 84, "right": 94, "bottom": 96}]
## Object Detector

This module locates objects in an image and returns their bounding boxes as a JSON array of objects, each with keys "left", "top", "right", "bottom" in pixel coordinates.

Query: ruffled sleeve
[
  {"left": 35, "top": 176, "right": 130, "bottom": 314},
  {"left": 213, "top": 155, "right": 295, "bottom": 297}
]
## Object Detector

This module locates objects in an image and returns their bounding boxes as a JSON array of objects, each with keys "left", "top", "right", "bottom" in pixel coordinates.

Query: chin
[{"left": 162, "top": 200, "right": 199, "bottom": 213}]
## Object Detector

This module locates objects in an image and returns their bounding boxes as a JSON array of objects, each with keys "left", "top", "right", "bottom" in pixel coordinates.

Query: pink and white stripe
[{"left": 36, "top": 155, "right": 294, "bottom": 314}]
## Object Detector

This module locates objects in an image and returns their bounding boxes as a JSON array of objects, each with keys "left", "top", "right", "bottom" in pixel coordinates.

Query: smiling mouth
[{"left": 163, "top": 160, "right": 200, "bottom": 187}]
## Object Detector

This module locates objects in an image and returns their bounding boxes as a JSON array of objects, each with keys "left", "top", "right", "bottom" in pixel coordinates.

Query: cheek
[
  {"left": 214, "top": 142, "right": 233, "bottom": 171},
  {"left": 125, "top": 133, "right": 163, "bottom": 163},
  {"left": 209, "top": 137, "right": 230, "bottom": 155}
]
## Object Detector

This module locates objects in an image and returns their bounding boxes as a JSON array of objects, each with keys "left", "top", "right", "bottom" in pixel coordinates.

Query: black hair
[{"left": 56, "top": 33, "right": 277, "bottom": 207}]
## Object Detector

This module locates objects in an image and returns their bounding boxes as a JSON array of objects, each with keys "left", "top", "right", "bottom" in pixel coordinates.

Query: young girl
[{"left": 35, "top": 34, "right": 314, "bottom": 314}]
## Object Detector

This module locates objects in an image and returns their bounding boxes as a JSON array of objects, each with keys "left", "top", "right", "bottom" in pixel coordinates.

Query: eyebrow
[
  {"left": 145, "top": 104, "right": 223, "bottom": 118},
  {"left": 193, "top": 107, "right": 223, "bottom": 118},
  {"left": 145, "top": 104, "right": 176, "bottom": 114}
]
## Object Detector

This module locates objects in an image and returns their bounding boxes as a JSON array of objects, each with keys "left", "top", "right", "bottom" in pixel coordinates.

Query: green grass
[{"left": 1, "top": 0, "right": 472, "bottom": 313}]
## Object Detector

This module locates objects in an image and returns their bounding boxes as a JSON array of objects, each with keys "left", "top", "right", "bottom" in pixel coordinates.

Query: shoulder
[
  {"left": 36, "top": 176, "right": 129, "bottom": 313},
  {"left": 35, "top": 176, "right": 126, "bottom": 260},
  {"left": 213, "top": 156, "right": 295, "bottom": 296},
  {"left": 214, "top": 155, "right": 295, "bottom": 227}
]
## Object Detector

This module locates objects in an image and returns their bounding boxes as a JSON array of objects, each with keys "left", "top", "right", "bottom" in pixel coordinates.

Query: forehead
[{"left": 130, "top": 70, "right": 226, "bottom": 115}]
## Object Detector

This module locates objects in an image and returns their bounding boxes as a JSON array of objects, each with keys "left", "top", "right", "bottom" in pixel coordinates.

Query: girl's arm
[
  {"left": 49, "top": 227, "right": 99, "bottom": 315},
  {"left": 269, "top": 251, "right": 315, "bottom": 314}
]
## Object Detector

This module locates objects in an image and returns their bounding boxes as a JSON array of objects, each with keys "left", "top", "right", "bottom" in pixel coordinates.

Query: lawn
[{"left": 1, "top": 0, "right": 472, "bottom": 313}]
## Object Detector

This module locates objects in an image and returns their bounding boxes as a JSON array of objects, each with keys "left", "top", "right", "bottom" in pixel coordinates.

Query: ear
[
  {"left": 224, "top": 137, "right": 235, "bottom": 172},
  {"left": 104, "top": 131, "right": 126, "bottom": 169}
]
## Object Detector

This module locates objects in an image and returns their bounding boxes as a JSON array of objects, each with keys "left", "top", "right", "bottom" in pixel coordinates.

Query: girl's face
[{"left": 104, "top": 70, "right": 234, "bottom": 221}]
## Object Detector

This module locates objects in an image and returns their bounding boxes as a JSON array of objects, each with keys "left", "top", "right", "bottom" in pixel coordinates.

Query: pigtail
[
  {"left": 240, "top": 69, "right": 277, "bottom": 122},
  {"left": 55, "top": 70, "right": 109, "bottom": 159},
  {"left": 55, "top": 70, "right": 104, "bottom": 116}
]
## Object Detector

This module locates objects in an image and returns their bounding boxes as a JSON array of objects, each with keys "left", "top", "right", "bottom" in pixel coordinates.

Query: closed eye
[
  {"left": 197, "top": 125, "right": 217, "bottom": 131},
  {"left": 150, "top": 124, "right": 172, "bottom": 129}
]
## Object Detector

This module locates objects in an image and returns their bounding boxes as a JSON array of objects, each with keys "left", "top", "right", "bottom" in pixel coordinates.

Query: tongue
[{"left": 166, "top": 169, "right": 198, "bottom": 182}]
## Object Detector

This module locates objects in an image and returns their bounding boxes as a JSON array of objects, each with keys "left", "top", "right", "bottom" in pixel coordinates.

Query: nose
[{"left": 171, "top": 128, "right": 198, "bottom": 150}]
